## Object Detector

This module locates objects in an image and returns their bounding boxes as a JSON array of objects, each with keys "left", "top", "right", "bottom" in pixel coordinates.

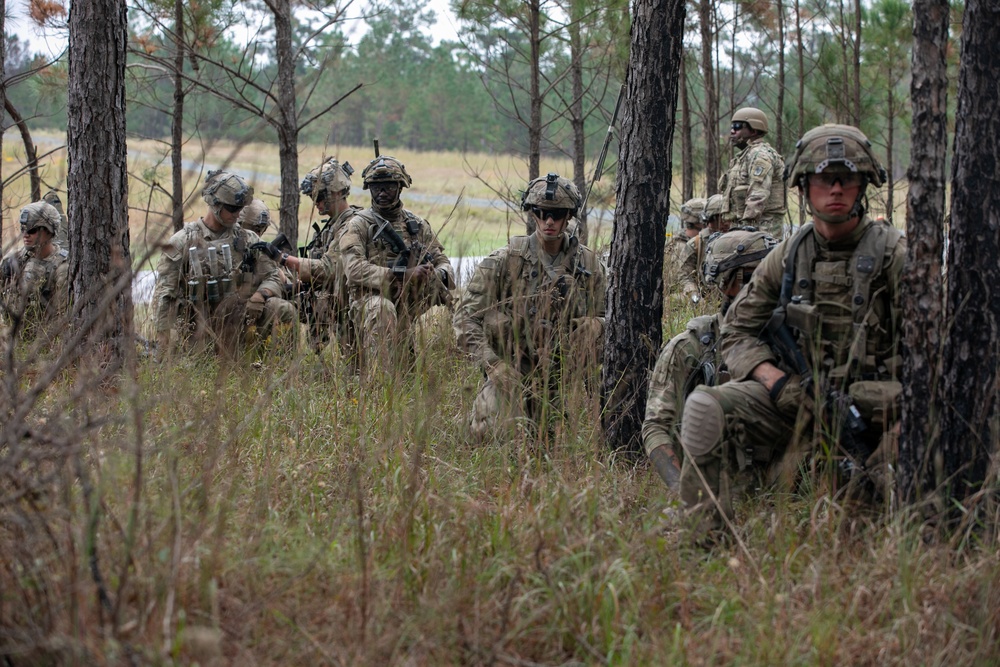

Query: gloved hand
[
  {"left": 250, "top": 241, "right": 281, "bottom": 261},
  {"left": 770, "top": 373, "right": 811, "bottom": 417},
  {"left": 486, "top": 360, "right": 521, "bottom": 394},
  {"left": 245, "top": 291, "right": 266, "bottom": 324}
]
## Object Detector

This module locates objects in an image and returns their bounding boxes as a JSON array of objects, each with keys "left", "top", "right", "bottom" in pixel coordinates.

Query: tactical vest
[
  {"left": 1, "top": 246, "right": 67, "bottom": 312},
  {"left": 307, "top": 206, "right": 361, "bottom": 260},
  {"left": 682, "top": 314, "right": 723, "bottom": 396},
  {"left": 722, "top": 140, "right": 786, "bottom": 219},
  {"left": 781, "top": 220, "right": 902, "bottom": 384},
  {"left": 175, "top": 222, "right": 257, "bottom": 303}
]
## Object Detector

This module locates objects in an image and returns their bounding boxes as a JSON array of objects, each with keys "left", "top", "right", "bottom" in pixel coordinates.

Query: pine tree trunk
[
  {"left": 273, "top": 0, "right": 301, "bottom": 246},
  {"left": 67, "top": 0, "right": 134, "bottom": 364},
  {"left": 680, "top": 52, "right": 693, "bottom": 202},
  {"left": 570, "top": 17, "right": 588, "bottom": 245},
  {"left": 528, "top": 0, "right": 542, "bottom": 181},
  {"left": 899, "top": 0, "right": 949, "bottom": 505},
  {"left": 932, "top": 0, "right": 998, "bottom": 510},
  {"left": 795, "top": 0, "right": 806, "bottom": 228},
  {"left": 776, "top": 0, "right": 785, "bottom": 153},
  {"left": 171, "top": 0, "right": 185, "bottom": 232},
  {"left": 853, "top": 0, "right": 862, "bottom": 126},
  {"left": 602, "top": 0, "right": 685, "bottom": 456},
  {"left": 886, "top": 80, "right": 895, "bottom": 223},
  {"left": 0, "top": 6, "right": 4, "bottom": 246},
  {"left": 698, "top": 0, "right": 718, "bottom": 193}
]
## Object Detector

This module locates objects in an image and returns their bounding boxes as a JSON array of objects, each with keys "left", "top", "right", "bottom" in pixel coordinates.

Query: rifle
[
  {"left": 580, "top": 84, "right": 625, "bottom": 217},
  {"left": 763, "top": 223, "right": 872, "bottom": 476},
  {"left": 371, "top": 212, "right": 452, "bottom": 306}
]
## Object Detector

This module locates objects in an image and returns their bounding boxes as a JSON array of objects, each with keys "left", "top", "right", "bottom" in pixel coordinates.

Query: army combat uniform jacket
[
  {"left": 642, "top": 314, "right": 721, "bottom": 458},
  {"left": 454, "top": 232, "right": 606, "bottom": 375},
  {"left": 0, "top": 244, "right": 69, "bottom": 327},
  {"left": 719, "top": 137, "right": 786, "bottom": 234},
  {"left": 340, "top": 203, "right": 455, "bottom": 316},
  {"left": 152, "top": 219, "right": 285, "bottom": 335}
]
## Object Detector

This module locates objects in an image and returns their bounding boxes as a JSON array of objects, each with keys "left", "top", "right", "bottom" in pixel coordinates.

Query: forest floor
[{"left": 2, "top": 295, "right": 998, "bottom": 664}]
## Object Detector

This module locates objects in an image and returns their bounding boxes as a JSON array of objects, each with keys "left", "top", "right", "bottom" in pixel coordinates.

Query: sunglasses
[
  {"left": 809, "top": 172, "right": 864, "bottom": 188},
  {"left": 222, "top": 203, "right": 244, "bottom": 214},
  {"left": 530, "top": 206, "right": 570, "bottom": 221},
  {"left": 731, "top": 122, "right": 748, "bottom": 131},
  {"left": 22, "top": 226, "right": 43, "bottom": 235}
]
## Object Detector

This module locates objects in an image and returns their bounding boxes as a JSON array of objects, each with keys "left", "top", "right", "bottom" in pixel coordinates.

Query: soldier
[
  {"left": 339, "top": 155, "right": 454, "bottom": 367},
  {"left": 152, "top": 170, "right": 294, "bottom": 356},
  {"left": 675, "top": 124, "right": 903, "bottom": 542},
  {"left": 42, "top": 190, "right": 69, "bottom": 246},
  {"left": 264, "top": 158, "right": 360, "bottom": 354},
  {"left": 644, "top": 229, "right": 777, "bottom": 490},
  {"left": 664, "top": 198, "right": 706, "bottom": 298},
  {"left": 679, "top": 194, "right": 731, "bottom": 303},
  {"left": 0, "top": 201, "right": 69, "bottom": 338},
  {"left": 236, "top": 198, "right": 299, "bottom": 330},
  {"left": 454, "top": 173, "right": 606, "bottom": 439},
  {"left": 719, "top": 107, "right": 787, "bottom": 237}
]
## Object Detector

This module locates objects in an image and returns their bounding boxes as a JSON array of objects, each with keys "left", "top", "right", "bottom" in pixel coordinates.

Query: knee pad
[{"left": 680, "top": 391, "right": 725, "bottom": 458}]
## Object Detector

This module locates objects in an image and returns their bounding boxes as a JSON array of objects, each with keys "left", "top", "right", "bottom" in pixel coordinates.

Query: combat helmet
[
  {"left": 732, "top": 107, "right": 768, "bottom": 133},
  {"left": 42, "top": 191, "right": 67, "bottom": 228},
  {"left": 202, "top": 169, "right": 254, "bottom": 213},
  {"left": 520, "top": 173, "right": 582, "bottom": 215},
  {"left": 237, "top": 199, "right": 271, "bottom": 235},
  {"left": 361, "top": 156, "right": 412, "bottom": 190},
  {"left": 19, "top": 201, "right": 62, "bottom": 236},
  {"left": 702, "top": 229, "right": 778, "bottom": 290},
  {"left": 679, "top": 197, "right": 707, "bottom": 228},
  {"left": 703, "top": 194, "right": 726, "bottom": 221},
  {"left": 784, "top": 124, "right": 886, "bottom": 188},
  {"left": 301, "top": 158, "right": 354, "bottom": 202}
]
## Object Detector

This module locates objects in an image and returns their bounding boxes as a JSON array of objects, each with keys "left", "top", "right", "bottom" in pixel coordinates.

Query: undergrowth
[{"left": 1, "top": 307, "right": 998, "bottom": 666}]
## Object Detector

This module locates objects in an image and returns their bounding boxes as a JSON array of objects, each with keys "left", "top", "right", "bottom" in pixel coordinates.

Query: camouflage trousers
[
  {"left": 351, "top": 294, "right": 431, "bottom": 368},
  {"left": 678, "top": 378, "right": 897, "bottom": 539},
  {"left": 678, "top": 380, "right": 801, "bottom": 535}
]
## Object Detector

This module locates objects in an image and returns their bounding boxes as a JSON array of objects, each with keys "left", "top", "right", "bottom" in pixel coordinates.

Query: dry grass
[{"left": 2, "top": 300, "right": 998, "bottom": 665}]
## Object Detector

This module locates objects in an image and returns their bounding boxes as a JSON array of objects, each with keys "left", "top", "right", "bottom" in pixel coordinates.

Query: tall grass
[{"left": 2, "top": 299, "right": 998, "bottom": 665}]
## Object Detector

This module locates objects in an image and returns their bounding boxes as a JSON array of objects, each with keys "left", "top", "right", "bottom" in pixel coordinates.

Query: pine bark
[
  {"left": 899, "top": 0, "right": 949, "bottom": 504},
  {"left": 570, "top": 17, "right": 588, "bottom": 244},
  {"left": 932, "top": 0, "right": 999, "bottom": 508},
  {"left": 602, "top": 0, "right": 685, "bottom": 456},
  {"left": 680, "top": 52, "right": 693, "bottom": 202},
  {"left": 272, "top": 0, "right": 301, "bottom": 246},
  {"left": 171, "top": 0, "right": 185, "bottom": 232},
  {"left": 698, "top": 0, "right": 718, "bottom": 193},
  {"left": 67, "top": 0, "right": 134, "bottom": 361}
]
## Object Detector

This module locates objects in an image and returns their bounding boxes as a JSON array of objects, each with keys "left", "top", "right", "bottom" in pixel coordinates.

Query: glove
[
  {"left": 770, "top": 373, "right": 810, "bottom": 417},
  {"left": 245, "top": 292, "right": 266, "bottom": 324},
  {"left": 649, "top": 445, "right": 682, "bottom": 492},
  {"left": 249, "top": 241, "right": 281, "bottom": 261}
]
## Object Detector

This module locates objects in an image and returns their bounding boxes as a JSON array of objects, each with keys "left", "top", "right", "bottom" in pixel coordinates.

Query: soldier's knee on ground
[{"left": 680, "top": 390, "right": 725, "bottom": 460}]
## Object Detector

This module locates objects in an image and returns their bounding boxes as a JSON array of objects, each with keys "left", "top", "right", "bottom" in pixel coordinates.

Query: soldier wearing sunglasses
[
  {"left": 454, "top": 173, "right": 606, "bottom": 439},
  {"left": 1, "top": 200, "right": 69, "bottom": 338},
  {"left": 718, "top": 107, "right": 787, "bottom": 237}
]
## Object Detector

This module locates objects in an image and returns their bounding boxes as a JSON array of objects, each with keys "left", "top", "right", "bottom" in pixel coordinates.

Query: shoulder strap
[
  {"left": 780, "top": 223, "right": 814, "bottom": 307},
  {"left": 850, "top": 222, "right": 901, "bottom": 325}
]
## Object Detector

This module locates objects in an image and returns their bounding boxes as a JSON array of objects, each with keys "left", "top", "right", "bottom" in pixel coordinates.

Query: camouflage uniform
[
  {"left": 454, "top": 173, "right": 606, "bottom": 438},
  {"left": 237, "top": 198, "right": 299, "bottom": 324},
  {"left": 678, "top": 195, "right": 728, "bottom": 303},
  {"left": 664, "top": 198, "right": 705, "bottom": 296},
  {"left": 1, "top": 202, "right": 69, "bottom": 337},
  {"left": 295, "top": 158, "right": 361, "bottom": 352},
  {"left": 152, "top": 171, "right": 294, "bottom": 353},
  {"left": 678, "top": 125, "right": 903, "bottom": 538},
  {"left": 340, "top": 156, "right": 455, "bottom": 364},
  {"left": 644, "top": 230, "right": 777, "bottom": 490},
  {"left": 719, "top": 108, "right": 787, "bottom": 237}
]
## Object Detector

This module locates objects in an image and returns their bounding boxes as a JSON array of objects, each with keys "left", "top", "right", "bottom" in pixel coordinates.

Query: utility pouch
[
  {"left": 785, "top": 301, "right": 819, "bottom": 336},
  {"left": 848, "top": 380, "right": 901, "bottom": 430}
]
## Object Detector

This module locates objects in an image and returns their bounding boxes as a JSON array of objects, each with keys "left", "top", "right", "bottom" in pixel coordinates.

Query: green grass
[{"left": 2, "top": 306, "right": 998, "bottom": 665}]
